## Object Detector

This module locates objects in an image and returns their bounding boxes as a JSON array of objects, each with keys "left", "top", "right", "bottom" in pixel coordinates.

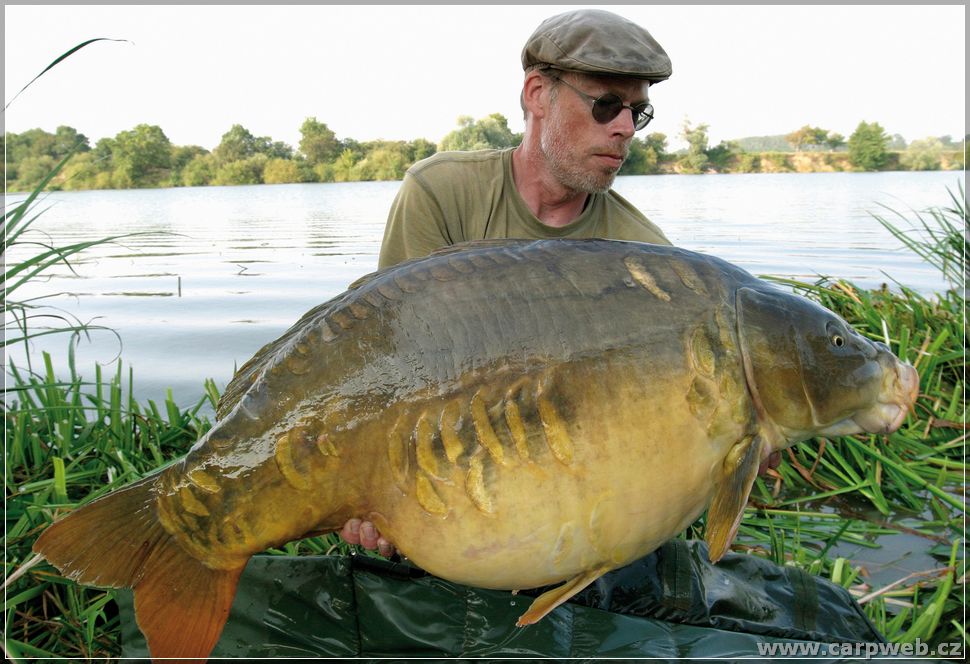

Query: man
[
  {"left": 343, "top": 9, "right": 674, "bottom": 556},
  {"left": 378, "top": 8, "right": 673, "bottom": 269}
]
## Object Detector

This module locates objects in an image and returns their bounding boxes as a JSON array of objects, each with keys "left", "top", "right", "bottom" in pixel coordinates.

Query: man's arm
[{"left": 378, "top": 170, "right": 456, "bottom": 269}]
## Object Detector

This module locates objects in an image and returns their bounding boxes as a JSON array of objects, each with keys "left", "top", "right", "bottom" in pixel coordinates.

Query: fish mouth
[{"left": 851, "top": 362, "right": 920, "bottom": 434}]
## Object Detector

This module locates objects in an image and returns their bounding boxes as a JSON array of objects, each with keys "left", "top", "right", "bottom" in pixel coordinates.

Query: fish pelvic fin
[
  {"left": 516, "top": 566, "right": 610, "bottom": 627},
  {"left": 32, "top": 474, "right": 245, "bottom": 662},
  {"left": 706, "top": 433, "right": 765, "bottom": 563}
]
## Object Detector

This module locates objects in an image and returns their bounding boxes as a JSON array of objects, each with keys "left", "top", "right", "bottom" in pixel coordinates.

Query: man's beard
[{"left": 539, "top": 114, "right": 625, "bottom": 195}]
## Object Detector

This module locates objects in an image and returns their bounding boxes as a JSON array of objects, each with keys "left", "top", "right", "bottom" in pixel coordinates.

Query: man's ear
[{"left": 522, "top": 70, "right": 552, "bottom": 120}]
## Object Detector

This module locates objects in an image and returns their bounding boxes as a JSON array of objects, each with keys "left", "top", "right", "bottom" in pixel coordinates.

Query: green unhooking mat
[{"left": 119, "top": 540, "right": 885, "bottom": 659}]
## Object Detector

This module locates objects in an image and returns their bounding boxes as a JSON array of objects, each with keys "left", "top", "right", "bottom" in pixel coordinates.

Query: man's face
[{"left": 539, "top": 73, "right": 650, "bottom": 194}]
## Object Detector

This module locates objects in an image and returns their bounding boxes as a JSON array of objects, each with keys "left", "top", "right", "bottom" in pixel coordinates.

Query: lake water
[{"left": 5, "top": 170, "right": 963, "bottom": 409}]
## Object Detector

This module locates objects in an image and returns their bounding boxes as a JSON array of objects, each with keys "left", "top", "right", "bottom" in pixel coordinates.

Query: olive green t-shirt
[{"left": 378, "top": 148, "right": 670, "bottom": 268}]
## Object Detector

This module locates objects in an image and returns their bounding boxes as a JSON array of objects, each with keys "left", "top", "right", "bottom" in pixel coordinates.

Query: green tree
[
  {"left": 642, "top": 132, "right": 668, "bottom": 174},
  {"left": 256, "top": 138, "right": 293, "bottom": 160},
  {"left": 620, "top": 132, "right": 667, "bottom": 175},
  {"left": 338, "top": 138, "right": 366, "bottom": 162},
  {"left": 110, "top": 124, "right": 172, "bottom": 186},
  {"left": 900, "top": 137, "right": 943, "bottom": 171},
  {"left": 786, "top": 125, "right": 812, "bottom": 151},
  {"left": 706, "top": 140, "right": 740, "bottom": 171},
  {"left": 7, "top": 128, "right": 56, "bottom": 162},
  {"left": 263, "top": 158, "right": 307, "bottom": 184},
  {"left": 407, "top": 138, "right": 437, "bottom": 163},
  {"left": 620, "top": 139, "right": 649, "bottom": 175},
  {"left": 825, "top": 131, "right": 846, "bottom": 151},
  {"left": 93, "top": 136, "right": 116, "bottom": 163},
  {"left": 356, "top": 144, "right": 409, "bottom": 181},
  {"left": 439, "top": 113, "right": 517, "bottom": 151},
  {"left": 12, "top": 155, "right": 57, "bottom": 190},
  {"left": 52, "top": 125, "right": 91, "bottom": 157},
  {"left": 888, "top": 133, "right": 907, "bottom": 150},
  {"left": 679, "top": 120, "right": 709, "bottom": 174},
  {"left": 331, "top": 148, "right": 360, "bottom": 182},
  {"left": 785, "top": 125, "right": 829, "bottom": 151},
  {"left": 936, "top": 135, "right": 965, "bottom": 150},
  {"left": 182, "top": 154, "right": 216, "bottom": 186},
  {"left": 170, "top": 145, "right": 209, "bottom": 186},
  {"left": 213, "top": 154, "right": 268, "bottom": 186},
  {"left": 59, "top": 152, "right": 104, "bottom": 191},
  {"left": 299, "top": 117, "right": 341, "bottom": 166},
  {"left": 5, "top": 127, "right": 91, "bottom": 187},
  {"left": 737, "top": 153, "right": 761, "bottom": 173},
  {"left": 848, "top": 121, "right": 890, "bottom": 171},
  {"left": 214, "top": 124, "right": 259, "bottom": 163}
]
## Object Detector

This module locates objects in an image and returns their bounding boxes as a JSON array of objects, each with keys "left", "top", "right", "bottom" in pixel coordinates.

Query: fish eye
[{"left": 831, "top": 334, "right": 845, "bottom": 348}]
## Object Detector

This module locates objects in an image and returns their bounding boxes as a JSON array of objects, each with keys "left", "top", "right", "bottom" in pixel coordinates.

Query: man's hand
[{"left": 340, "top": 518, "right": 395, "bottom": 558}]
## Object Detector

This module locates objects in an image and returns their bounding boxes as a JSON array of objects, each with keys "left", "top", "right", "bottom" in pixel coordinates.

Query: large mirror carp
[{"left": 34, "top": 239, "right": 918, "bottom": 660}]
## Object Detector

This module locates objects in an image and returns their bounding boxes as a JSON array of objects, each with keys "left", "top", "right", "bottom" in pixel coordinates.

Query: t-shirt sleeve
[{"left": 378, "top": 171, "right": 454, "bottom": 269}]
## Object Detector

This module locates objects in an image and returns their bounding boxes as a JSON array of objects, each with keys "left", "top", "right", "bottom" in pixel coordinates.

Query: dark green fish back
[{"left": 214, "top": 239, "right": 761, "bottom": 432}]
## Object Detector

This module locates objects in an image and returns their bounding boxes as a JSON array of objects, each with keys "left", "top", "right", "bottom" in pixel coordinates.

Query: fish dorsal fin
[{"left": 705, "top": 433, "right": 765, "bottom": 562}]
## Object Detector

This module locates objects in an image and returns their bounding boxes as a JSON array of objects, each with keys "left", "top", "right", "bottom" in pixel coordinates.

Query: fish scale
[{"left": 32, "top": 238, "right": 919, "bottom": 661}]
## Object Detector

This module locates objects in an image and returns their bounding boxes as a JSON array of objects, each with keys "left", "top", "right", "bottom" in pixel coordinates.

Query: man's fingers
[
  {"left": 359, "top": 521, "right": 380, "bottom": 549},
  {"left": 377, "top": 538, "right": 395, "bottom": 558},
  {"left": 340, "top": 518, "right": 395, "bottom": 557},
  {"left": 340, "top": 518, "right": 363, "bottom": 545}
]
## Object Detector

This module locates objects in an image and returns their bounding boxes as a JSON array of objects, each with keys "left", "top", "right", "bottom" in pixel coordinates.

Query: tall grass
[
  {"left": 735, "top": 183, "right": 966, "bottom": 646},
  {"left": 2, "top": 151, "right": 220, "bottom": 660},
  {"left": 3, "top": 181, "right": 966, "bottom": 658},
  {"left": 4, "top": 37, "right": 135, "bottom": 358},
  {"left": 871, "top": 181, "right": 967, "bottom": 292}
]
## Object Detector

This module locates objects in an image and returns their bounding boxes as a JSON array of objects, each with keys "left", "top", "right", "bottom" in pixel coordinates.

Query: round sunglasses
[{"left": 547, "top": 74, "right": 654, "bottom": 131}]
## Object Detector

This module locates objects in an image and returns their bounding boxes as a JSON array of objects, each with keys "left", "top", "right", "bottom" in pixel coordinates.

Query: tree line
[
  {"left": 4, "top": 115, "right": 964, "bottom": 192},
  {"left": 672, "top": 121, "right": 964, "bottom": 174}
]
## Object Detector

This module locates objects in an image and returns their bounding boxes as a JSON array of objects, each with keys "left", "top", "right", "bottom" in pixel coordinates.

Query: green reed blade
[{"left": 4, "top": 38, "right": 131, "bottom": 111}]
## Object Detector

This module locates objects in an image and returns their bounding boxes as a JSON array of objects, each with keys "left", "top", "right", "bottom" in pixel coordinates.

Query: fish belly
[{"left": 365, "top": 352, "right": 748, "bottom": 591}]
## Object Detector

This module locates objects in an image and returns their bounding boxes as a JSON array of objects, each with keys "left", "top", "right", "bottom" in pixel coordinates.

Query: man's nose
[{"left": 609, "top": 109, "right": 636, "bottom": 138}]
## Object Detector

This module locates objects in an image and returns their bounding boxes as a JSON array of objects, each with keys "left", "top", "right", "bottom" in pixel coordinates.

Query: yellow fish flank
[{"left": 33, "top": 239, "right": 919, "bottom": 661}]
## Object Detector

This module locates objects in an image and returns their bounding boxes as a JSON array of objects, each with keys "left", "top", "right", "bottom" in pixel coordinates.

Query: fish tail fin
[{"left": 33, "top": 475, "right": 245, "bottom": 661}]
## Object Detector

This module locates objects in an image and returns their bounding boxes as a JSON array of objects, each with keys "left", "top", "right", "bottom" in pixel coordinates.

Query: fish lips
[{"left": 849, "top": 362, "right": 919, "bottom": 435}]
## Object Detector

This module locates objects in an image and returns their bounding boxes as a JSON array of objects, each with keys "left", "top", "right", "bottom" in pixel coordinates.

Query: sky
[{"left": 3, "top": 5, "right": 966, "bottom": 152}]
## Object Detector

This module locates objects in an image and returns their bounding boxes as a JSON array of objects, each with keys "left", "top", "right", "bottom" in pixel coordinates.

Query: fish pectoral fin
[
  {"left": 516, "top": 566, "right": 610, "bottom": 627},
  {"left": 706, "top": 433, "right": 765, "bottom": 563}
]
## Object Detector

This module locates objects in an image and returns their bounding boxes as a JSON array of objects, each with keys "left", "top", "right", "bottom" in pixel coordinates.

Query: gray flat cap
[{"left": 522, "top": 9, "right": 672, "bottom": 83}]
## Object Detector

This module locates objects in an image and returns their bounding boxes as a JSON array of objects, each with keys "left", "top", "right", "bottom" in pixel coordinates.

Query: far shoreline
[{"left": 9, "top": 153, "right": 964, "bottom": 195}]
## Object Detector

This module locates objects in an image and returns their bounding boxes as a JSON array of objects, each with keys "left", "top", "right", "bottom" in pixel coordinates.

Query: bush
[
  {"left": 12, "top": 155, "right": 58, "bottom": 191},
  {"left": 263, "top": 158, "right": 307, "bottom": 184},
  {"left": 313, "top": 163, "right": 335, "bottom": 183},
  {"left": 761, "top": 152, "right": 793, "bottom": 172},
  {"left": 900, "top": 138, "right": 944, "bottom": 171},
  {"left": 737, "top": 153, "right": 760, "bottom": 173},
  {"left": 212, "top": 154, "right": 268, "bottom": 186},
  {"left": 182, "top": 154, "right": 215, "bottom": 186}
]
